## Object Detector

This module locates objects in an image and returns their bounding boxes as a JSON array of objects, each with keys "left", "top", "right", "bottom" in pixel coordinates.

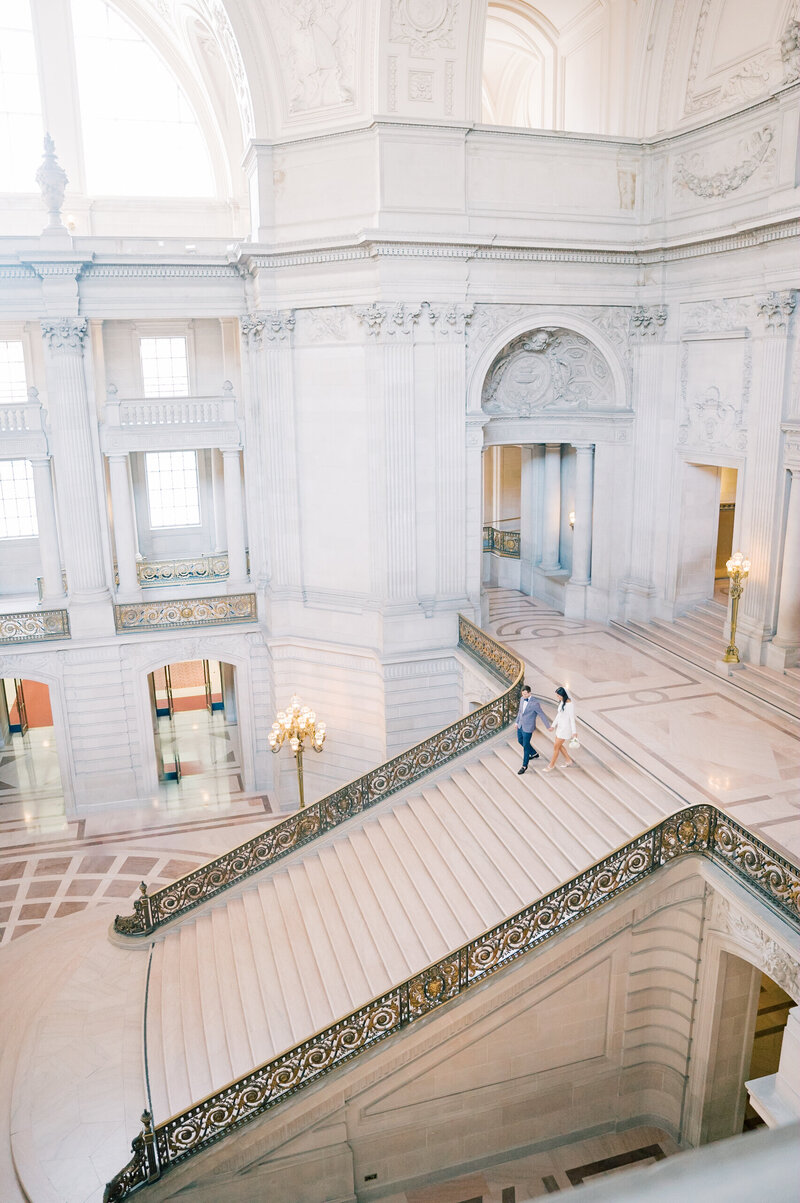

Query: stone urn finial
[{"left": 35, "top": 133, "right": 69, "bottom": 230}]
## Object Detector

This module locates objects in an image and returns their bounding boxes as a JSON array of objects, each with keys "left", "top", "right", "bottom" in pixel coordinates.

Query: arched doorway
[
  {"left": 147, "top": 659, "right": 242, "bottom": 802},
  {"left": 0, "top": 677, "right": 63, "bottom": 813},
  {"left": 473, "top": 317, "right": 628, "bottom": 621}
]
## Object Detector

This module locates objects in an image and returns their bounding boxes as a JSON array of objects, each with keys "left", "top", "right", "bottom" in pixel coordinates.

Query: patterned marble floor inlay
[{"left": 487, "top": 588, "right": 800, "bottom": 862}]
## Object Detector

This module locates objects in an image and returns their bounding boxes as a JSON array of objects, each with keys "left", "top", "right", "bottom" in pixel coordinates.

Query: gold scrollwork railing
[
  {"left": 483, "top": 525, "right": 521, "bottom": 558},
  {"left": 113, "top": 615, "right": 523, "bottom": 938},
  {"left": 105, "top": 804, "right": 800, "bottom": 1200},
  {"left": 0, "top": 608, "right": 70, "bottom": 644}
]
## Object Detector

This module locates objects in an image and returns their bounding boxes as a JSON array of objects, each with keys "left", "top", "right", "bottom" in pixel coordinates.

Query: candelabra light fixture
[
  {"left": 568, "top": 510, "right": 576, "bottom": 529},
  {"left": 723, "top": 550, "right": 750, "bottom": 663},
  {"left": 269, "top": 694, "right": 326, "bottom": 809}
]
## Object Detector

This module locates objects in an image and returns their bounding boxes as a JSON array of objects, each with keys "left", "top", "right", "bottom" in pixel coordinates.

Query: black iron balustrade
[
  {"left": 113, "top": 615, "right": 524, "bottom": 938},
  {"left": 482, "top": 524, "right": 521, "bottom": 558},
  {"left": 104, "top": 804, "right": 800, "bottom": 1201}
]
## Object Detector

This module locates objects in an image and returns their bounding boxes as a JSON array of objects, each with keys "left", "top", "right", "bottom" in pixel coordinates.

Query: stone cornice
[{"left": 0, "top": 216, "right": 796, "bottom": 286}]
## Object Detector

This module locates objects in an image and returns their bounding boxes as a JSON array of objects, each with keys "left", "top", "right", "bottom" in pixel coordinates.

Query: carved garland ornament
[{"left": 674, "top": 126, "right": 775, "bottom": 199}]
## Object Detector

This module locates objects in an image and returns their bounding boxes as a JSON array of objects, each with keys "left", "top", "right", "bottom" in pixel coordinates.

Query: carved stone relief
[
  {"left": 355, "top": 303, "right": 422, "bottom": 339},
  {"left": 194, "top": 0, "right": 255, "bottom": 139},
  {"left": 681, "top": 297, "right": 752, "bottom": 334},
  {"left": 240, "top": 311, "right": 295, "bottom": 347},
  {"left": 674, "top": 126, "right": 775, "bottom": 200},
  {"left": 756, "top": 290, "right": 797, "bottom": 334},
  {"left": 630, "top": 305, "right": 668, "bottom": 339},
  {"left": 41, "top": 318, "right": 89, "bottom": 353},
  {"left": 467, "top": 305, "right": 633, "bottom": 383},
  {"left": 390, "top": 0, "right": 459, "bottom": 57},
  {"left": 782, "top": 18, "right": 800, "bottom": 83},
  {"left": 684, "top": 0, "right": 782, "bottom": 115},
  {"left": 273, "top": 0, "right": 355, "bottom": 114},
  {"left": 678, "top": 338, "right": 751, "bottom": 452},
  {"left": 712, "top": 895, "right": 800, "bottom": 1002},
  {"left": 482, "top": 328, "right": 614, "bottom": 416}
]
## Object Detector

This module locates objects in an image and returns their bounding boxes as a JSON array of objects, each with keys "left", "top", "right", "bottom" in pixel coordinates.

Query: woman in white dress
[{"left": 543, "top": 685, "right": 576, "bottom": 772}]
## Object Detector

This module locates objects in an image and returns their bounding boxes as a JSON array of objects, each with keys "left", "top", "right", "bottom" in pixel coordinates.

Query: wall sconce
[{"left": 569, "top": 511, "right": 575, "bottom": 529}]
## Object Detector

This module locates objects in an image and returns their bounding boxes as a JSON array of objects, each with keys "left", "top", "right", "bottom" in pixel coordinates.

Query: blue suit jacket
[{"left": 516, "top": 696, "right": 548, "bottom": 734}]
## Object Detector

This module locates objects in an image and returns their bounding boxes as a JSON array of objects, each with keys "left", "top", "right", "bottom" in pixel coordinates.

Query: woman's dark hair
[{"left": 555, "top": 686, "right": 569, "bottom": 703}]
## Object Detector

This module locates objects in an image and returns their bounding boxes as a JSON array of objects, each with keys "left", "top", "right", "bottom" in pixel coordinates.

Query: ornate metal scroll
[
  {"left": 136, "top": 554, "right": 231, "bottom": 587},
  {"left": 483, "top": 525, "right": 521, "bottom": 558},
  {"left": 113, "top": 616, "right": 523, "bottom": 937},
  {"left": 0, "top": 608, "right": 70, "bottom": 644},
  {"left": 104, "top": 803, "right": 800, "bottom": 1199},
  {"left": 113, "top": 593, "right": 256, "bottom": 632}
]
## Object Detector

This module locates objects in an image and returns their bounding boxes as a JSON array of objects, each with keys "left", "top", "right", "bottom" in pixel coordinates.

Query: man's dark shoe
[
  {"left": 518, "top": 766, "right": 527, "bottom": 774},
  {"left": 530, "top": 751, "right": 540, "bottom": 759}
]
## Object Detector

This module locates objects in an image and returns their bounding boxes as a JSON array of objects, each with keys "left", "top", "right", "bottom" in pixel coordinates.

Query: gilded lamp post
[
  {"left": 723, "top": 551, "right": 751, "bottom": 663},
  {"left": 269, "top": 695, "right": 326, "bottom": 809}
]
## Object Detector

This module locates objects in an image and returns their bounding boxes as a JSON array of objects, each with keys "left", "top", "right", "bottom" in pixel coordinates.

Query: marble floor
[{"left": 486, "top": 589, "right": 800, "bottom": 863}]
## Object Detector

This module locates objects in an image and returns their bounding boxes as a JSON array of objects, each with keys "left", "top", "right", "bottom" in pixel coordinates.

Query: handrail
[
  {"left": 104, "top": 804, "right": 800, "bottom": 1200},
  {"left": 113, "top": 615, "right": 524, "bottom": 938}
]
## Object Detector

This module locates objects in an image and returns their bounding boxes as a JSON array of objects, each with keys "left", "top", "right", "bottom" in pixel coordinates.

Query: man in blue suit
[{"left": 516, "top": 686, "right": 550, "bottom": 774}]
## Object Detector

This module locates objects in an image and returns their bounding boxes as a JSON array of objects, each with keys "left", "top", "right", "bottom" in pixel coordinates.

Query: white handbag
[{"left": 568, "top": 736, "right": 580, "bottom": 751}]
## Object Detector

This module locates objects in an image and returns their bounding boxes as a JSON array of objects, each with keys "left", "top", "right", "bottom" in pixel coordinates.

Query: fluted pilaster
[
  {"left": 626, "top": 305, "right": 669, "bottom": 598},
  {"left": 240, "top": 311, "right": 302, "bottom": 592},
  {"left": 40, "top": 318, "right": 109, "bottom": 601},
  {"left": 356, "top": 304, "right": 422, "bottom": 603},
  {"left": 740, "top": 292, "right": 796, "bottom": 647},
  {"left": 429, "top": 305, "right": 472, "bottom": 598}
]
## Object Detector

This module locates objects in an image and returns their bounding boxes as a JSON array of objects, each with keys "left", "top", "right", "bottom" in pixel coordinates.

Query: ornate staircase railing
[
  {"left": 105, "top": 804, "right": 800, "bottom": 1200},
  {"left": 113, "top": 615, "right": 523, "bottom": 938}
]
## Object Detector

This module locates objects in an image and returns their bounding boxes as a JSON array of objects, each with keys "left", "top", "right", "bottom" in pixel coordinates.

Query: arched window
[
  {"left": 71, "top": 0, "right": 215, "bottom": 196},
  {"left": 0, "top": 1, "right": 43, "bottom": 191}
]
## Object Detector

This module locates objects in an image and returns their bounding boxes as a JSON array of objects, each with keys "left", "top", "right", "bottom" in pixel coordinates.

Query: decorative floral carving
[
  {"left": 756, "top": 290, "right": 797, "bottom": 333},
  {"left": 714, "top": 897, "right": 800, "bottom": 1002},
  {"left": 630, "top": 305, "right": 668, "bottom": 339},
  {"left": 781, "top": 19, "right": 800, "bottom": 84},
  {"left": 240, "top": 310, "right": 295, "bottom": 347},
  {"left": 674, "top": 126, "right": 775, "bottom": 199},
  {"left": 390, "top": 0, "right": 459, "bottom": 56},
  {"left": 273, "top": 0, "right": 355, "bottom": 114},
  {"left": 482, "top": 328, "right": 613, "bottom": 415},
  {"left": 682, "top": 298, "right": 751, "bottom": 334},
  {"left": 35, "top": 134, "right": 68, "bottom": 230},
  {"left": 409, "top": 70, "right": 434, "bottom": 101},
  {"left": 41, "top": 318, "right": 88, "bottom": 352},
  {"left": 427, "top": 303, "right": 473, "bottom": 337},
  {"left": 355, "top": 303, "right": 422, "bottom": 338}
]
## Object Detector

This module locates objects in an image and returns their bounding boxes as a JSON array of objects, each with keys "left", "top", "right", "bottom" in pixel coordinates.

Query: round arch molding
[
  {"left": 0, "top": 655, "right": 75, "bottom": 817},
  {"left": 467, "top": 308, "right": 631, "bottom": 419}
]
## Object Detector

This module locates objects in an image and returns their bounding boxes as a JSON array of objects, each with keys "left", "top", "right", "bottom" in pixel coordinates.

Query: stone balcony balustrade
[
  {"left": 100, "top": 381, "right": 241, "bottom": 453},
  {"left": 0, "top": 388, "right": 48, "bottom": 458}
]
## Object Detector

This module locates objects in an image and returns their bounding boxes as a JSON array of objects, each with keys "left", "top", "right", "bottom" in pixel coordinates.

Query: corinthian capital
[
  {"left": 756, "top": 290, "right": 796, "bottom": 334},
  {"left": 41, "top": 317, "right": 88, "bottom": 352},
  {"left": 427, "top": 303, "right": 474, "bottom": 337},
  {"left": 240, "top": 310, "right": 295, "bottom": 348},
  {"left": 356, "top": 303, "right": 422, "bottom": 339},
  {"left": 629, "top": 305, "right": 668, "bottom": 339}
]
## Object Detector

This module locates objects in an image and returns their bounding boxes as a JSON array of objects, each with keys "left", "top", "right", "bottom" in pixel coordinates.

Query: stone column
[
  {"left": 541, "top": 442, "right": 562, "bottom": 570},
  {"left": 107, "top": 453, "right": 139, "bottom": 597},
  {"left": 29, "top": 456, "right": 64, "bottom": 601},
  {"left": 466, "top": 422, "right": 487, "bottom": 621},
  {"left": 570, "top": 443, "right": 595, "bottom": 585},
  {"left": 740, "top": 291, "right": 797, "bottom": 661},
  {"left": 768, "top": 466, "right": 800, "bottom": 667},
  {"left": 239, "top": 311, "right": 301, "bottom": 596},
  {"left": 623, "top": 304, "right": 668, "bottom": 619},
  {"left": 222, "top": 449, "right": 248, "bottom": 587},
  {"left": 40, "top": 317, "right": 113, "bottom": 635}
]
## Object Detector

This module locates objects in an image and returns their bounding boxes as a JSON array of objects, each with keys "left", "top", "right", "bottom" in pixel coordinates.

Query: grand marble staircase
[
  {"left": 620, "top": 599, "right": 800, "bottom": 716},
  {"left": 145, "top": 724, "right": 680, "bottom": 1121}
]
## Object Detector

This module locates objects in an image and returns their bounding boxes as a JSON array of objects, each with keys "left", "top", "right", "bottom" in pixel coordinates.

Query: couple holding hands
[{"left": 515, "top": 684, "right": 577, "bottom": 774}]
